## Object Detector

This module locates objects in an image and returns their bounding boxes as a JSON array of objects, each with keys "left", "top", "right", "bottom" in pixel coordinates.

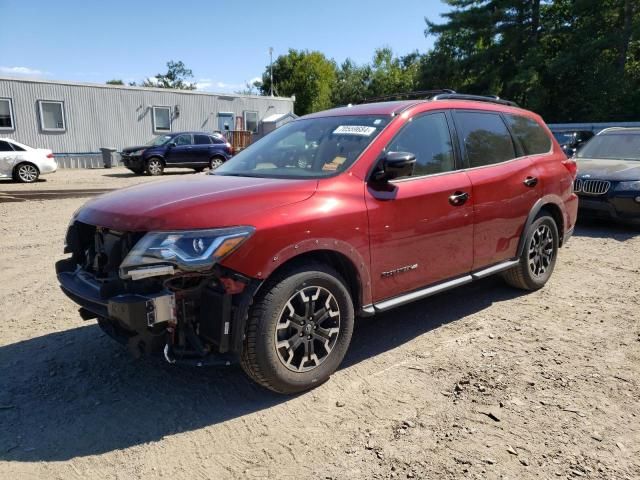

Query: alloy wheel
[
  {"left": 210, "top": 158, "right": 224, "bottom": 170},
  {"left": 17, "top": 164, "right": 38, "bottom": 182},
  {"left": 528, "top": 224, "right": 554, "bottom": 277},
  {"left": 148, "top": 159, "right": 163, "bottom": 175},
  {"left": 274, "top": 286, "right": 341, "bottom": 372}
]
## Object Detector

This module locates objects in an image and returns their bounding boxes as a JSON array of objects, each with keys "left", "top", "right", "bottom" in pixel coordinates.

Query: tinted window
[
  {"left": 505, "top": 114, "right": 551, "bottom": 155},
  {"left": 210, "top": 135, "right": 225, "bottom": 144},
  {"left": 455, "top": 111, "right": 516, "bottom": 167},
  {"left": 173, "top": 134, "right": 192, "bottom": 146},
  {"left": 194, "top": 134, "right": 212, "bottom": 145},
  {"left": 386, "top": 112, "right": 455, "bottom": 177},
  {"left": 0, "top": 140, "right": 13, "bottom": 151}
]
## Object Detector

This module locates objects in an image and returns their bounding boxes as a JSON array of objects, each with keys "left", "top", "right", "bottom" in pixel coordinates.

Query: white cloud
[
  {"left": 195, "top": 76, "right": 263, "bottom": 93},
  {"left": 0, "top": 66, "right": 46, "bottom": 76}
]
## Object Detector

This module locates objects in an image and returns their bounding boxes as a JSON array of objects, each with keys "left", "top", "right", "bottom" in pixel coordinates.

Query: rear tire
[
  {"left": 502, "top": 213, "right": 559, "bottom": 291},
  {"left": 240, "top": 263, "right": 355, "bottom": 394},
  {"left": 146, "top": 158, "right": 164, "bottom": 176},
  {"left": 209, "top": 156, "right": 225, "bottom": 170},
  {"left": 13, "top": 163, "right": 40, "bottom": 183}
]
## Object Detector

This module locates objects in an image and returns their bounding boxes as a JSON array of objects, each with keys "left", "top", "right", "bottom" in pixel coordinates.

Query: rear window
[
  {"left": 455, "top": 111, "right": 516, "bottom": 168},
  {"left": 505, "top": 114, "right": 551, "bottom": 155},
  {"left": 194, "top": 134, "right": 212, "bottom": 145},
  {"left": 0, "top": 140, "right": 13, "bottom": 152}
]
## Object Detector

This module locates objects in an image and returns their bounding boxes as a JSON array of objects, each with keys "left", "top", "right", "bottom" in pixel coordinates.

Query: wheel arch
[
  {"left": 517, "top": 196, "right": 567, "bottom": 257},
  {"left": 13, "top": 161, "right": 40, "bottom": 174},
  {"left": 256, "top": 248, "right": 366, "bottom": 315}
]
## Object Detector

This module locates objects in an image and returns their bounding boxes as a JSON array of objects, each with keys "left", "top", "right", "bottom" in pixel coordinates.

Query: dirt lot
[{"left": 0, "top": 168, "right": 639, "bottom": 480}]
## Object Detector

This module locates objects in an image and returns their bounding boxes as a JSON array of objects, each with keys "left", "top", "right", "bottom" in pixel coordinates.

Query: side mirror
[
  {"left": 373, "top": 151, "right": 416, "bottom": 182},
  {"left": 168, "top": 142, "right": 176, "bottom": 148}
]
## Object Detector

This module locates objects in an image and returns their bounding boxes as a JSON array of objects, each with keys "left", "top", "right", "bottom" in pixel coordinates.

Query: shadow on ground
[
  {"left": 0, "top": 277, "right": 521, "bottom": 462},
  {"left": 103, "top": 170, "right": 201, "bottom": 179},
  {"left": 574, "top": 217, "right": 639, "bottom": 242}
]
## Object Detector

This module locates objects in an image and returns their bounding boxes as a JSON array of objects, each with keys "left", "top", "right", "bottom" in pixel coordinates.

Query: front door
[
  {"left": 366, "top": 112, "right": 474, "bottom": 302},
  {"left": 165, "top": 133, "right": 196, "bottom": 165},
  {"left": 452, "top": 110, "right": 542, "bottom": 269}
]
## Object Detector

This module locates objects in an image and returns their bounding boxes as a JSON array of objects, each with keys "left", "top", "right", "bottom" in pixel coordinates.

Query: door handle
[
  {"left": 449, "top": 191, "right": 469, "bottom": 206},
  {"left": 523, "top": 176, "right": 538, "bottom": 187}
]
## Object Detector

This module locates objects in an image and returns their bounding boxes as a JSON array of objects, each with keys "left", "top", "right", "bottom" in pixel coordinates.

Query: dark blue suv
[{"left": 120, "top": 132, "right": 234, "bottom": 175}]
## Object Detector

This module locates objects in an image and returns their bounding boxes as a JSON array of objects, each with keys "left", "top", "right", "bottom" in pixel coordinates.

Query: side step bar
[{"left": 364, "top": 259, "right": 519, "bottom": 314}]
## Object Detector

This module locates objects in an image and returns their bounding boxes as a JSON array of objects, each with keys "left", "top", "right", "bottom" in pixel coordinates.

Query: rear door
[
  {"left": 452, "top": 110, "right": 542, "bottom": 269},
  {"left": 0, "top": 140, "right": 17, "bottom": 176},
  {"left": 366, "top": 111, "right": 474, "bottom": 302},
  {"left": 193, "top": 134, "right": 214, "bottom": 164},
  {"left": 165, "top": 134, "right": 195, "bottom": 165}
]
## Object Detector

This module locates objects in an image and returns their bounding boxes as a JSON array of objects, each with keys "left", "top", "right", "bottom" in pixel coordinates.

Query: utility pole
[{"left": 269, "top": 47, "right": 274, "bottom": 97}]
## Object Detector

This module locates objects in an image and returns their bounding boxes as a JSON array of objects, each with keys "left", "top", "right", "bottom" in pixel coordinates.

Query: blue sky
[{"left": 0, "top": 0, "right": 450, "bottom": 93}]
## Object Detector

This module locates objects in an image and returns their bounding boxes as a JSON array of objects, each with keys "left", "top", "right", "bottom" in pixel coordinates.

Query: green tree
[
  {"left": 106, "top": 79, "right": 124, "bottom": 85},
  {"left": 259, "top": 49, "right": 337, "bottom": 115},
  {"left": 421, "top": 0, "right": 640, "bottom": 122},
  {"left": 332, "top": 59, "right": 372, "bottom": 106},
  {"left": 143, "top": 60, "right": 197, "bottom": 90}
]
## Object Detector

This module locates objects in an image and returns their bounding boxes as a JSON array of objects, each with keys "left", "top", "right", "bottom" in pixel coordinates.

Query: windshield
[
  {"left": 577, "top": 133, "right": 640, "bottom": 161},
  {"left": 146, "top": 135, "right": 173, "bottom": 146},
  {"left": 214, "top": 115, "right": 391, "bottom": 178}
]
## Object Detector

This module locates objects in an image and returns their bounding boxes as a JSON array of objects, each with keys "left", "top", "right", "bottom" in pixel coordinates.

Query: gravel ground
[{"left": 0, "top": 168, "right": 639, "bottom": 479}]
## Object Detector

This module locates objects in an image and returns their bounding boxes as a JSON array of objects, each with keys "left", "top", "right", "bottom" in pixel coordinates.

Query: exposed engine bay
[{"left": 56, "top": 221, "right": 260, "bottom": 365}]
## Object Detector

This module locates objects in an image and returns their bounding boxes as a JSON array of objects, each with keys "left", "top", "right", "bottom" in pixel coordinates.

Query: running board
[
  {"left": 471, "top": 259, "right": 519, "bottom": 279},
  {"left": 371, "top": 259, "right": 518, "bottom": 313}
]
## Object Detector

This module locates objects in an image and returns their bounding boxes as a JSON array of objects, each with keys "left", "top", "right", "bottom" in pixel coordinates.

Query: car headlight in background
[
  {"left": 132, "top": 149, "right": 146, "bottom": 156},
  {"left": 615, "top": 180, "right": 640, "bottom": 192},
  {"left": 119, "top": 226, "right": 254, "bottom": 279}
]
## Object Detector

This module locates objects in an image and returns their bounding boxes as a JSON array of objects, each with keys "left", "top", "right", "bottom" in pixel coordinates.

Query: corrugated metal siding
[{"left": 0, "top": 78, "right": 294, "bottom": 153}]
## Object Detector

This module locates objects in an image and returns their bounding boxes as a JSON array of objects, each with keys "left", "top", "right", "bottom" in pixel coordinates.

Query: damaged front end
[{"left": 56, "top": 221, "right": 260, "bottom": 365}]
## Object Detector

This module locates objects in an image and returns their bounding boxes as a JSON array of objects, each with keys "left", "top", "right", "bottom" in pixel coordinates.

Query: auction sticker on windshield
[{"left": 333, "top": 125, "right": 377, "bottom": 136}]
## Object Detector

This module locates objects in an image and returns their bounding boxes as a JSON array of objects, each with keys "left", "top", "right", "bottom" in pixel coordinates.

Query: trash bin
[{"left": 100, "top": 147, "right": 117, "bottom": 169}]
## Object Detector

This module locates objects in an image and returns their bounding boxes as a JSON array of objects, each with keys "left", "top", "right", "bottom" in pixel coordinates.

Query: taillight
[
  {"left": 46, "top": 153, "right": 54, "bottom": 159},
  {"left": 562, "top": 157, "right": 577, "bottom": 179},
  {"left": 226, "top": 142, "right": 235, "bottom": 155}
]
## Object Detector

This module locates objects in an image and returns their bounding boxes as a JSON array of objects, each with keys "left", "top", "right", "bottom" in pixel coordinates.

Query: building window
[
  {"left": 0, "top": 98, "right": 15, "bottom": 130},
  {"left": 244, "top": 111, "right": 258, "bottom": 133},
  {"left": 153, "top": 106, "right": 172, "bottom": 132},
  {"left": 38, "top": 100, "right": 66, "bottom": 132}
]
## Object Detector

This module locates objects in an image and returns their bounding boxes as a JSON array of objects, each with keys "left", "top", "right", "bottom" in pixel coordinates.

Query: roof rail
[
  {"left": 432, "top": 93, "right": 519, "bottom": 107},
  {"left": 358, "top": 89, "right": 456, "bottom": 104}
]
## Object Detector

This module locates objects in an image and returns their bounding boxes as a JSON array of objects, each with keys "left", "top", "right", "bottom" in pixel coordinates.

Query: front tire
[
  {"left": 502, "top": 213, "right": 559, "bottom": 290},
  {"left": 13, "top": 163, "right": 40, "bottom": 183},
  {"left": 240, "top": 263, "right": 355, "bottom": 394},
  {"left": 146, "top": 158, "right": 164, "bottom": 176}
]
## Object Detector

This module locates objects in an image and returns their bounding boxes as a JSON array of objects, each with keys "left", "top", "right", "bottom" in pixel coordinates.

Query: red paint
[{"left": 78, "top": 99, "right": 577, "bottom": 307}]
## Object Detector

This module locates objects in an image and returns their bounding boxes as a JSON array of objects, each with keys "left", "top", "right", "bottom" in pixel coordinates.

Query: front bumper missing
[{"left": 55, "top": 258, "right": 261, "bottom": 363}]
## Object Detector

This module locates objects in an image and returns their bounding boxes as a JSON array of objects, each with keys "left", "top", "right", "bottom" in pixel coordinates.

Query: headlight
[
  {"left": 132, "top": 149, "right": 146, "bottom": 156},
  {"left": 615, "top": 180, "right": 640, "bottom": 192},
  {"left": 119, "top": 226, "right": 254, "bottom": 279}
]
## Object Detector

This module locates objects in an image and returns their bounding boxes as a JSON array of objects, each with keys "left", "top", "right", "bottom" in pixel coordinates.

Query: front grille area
[
  {"left": 574, "top": 179, "right": 611, "bottom": 195},
  {"left": 66, "top": 222, "right": 143, "bottom": 279}
]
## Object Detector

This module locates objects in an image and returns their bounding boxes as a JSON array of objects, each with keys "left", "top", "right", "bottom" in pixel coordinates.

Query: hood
[
  {"left": 576, "top": 158, "right": 640, "bottom": 181},
  {"left": 76, "top": 174, "right": 318, "bottom": 231},
  {"left": 122, "top": 145, "right": 150, "bottom": 154}
]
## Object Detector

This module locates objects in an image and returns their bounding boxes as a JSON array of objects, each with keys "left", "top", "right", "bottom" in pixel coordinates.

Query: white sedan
[{"left": 0, "top": 138, "right": 57, "bottom": 183}]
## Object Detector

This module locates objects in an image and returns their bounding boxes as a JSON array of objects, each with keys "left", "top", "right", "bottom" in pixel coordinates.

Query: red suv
[{"left": 57, "top": 93, "right": 578, "bottom": 394}]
